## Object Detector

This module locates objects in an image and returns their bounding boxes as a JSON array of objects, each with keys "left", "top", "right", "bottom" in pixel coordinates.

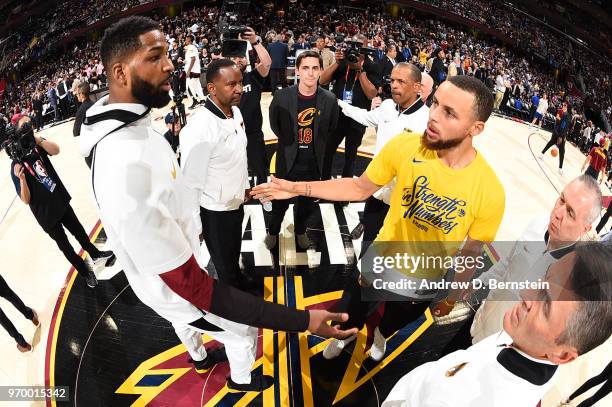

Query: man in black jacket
[
  {"left": 31, "top": 92, "right": 43, "bottom": 132},
  {"left": 429, "top": 48, "right": 447, "bottom": 87},
  {"left": 381, "top": 44, "right": 397, "bottom": 78},
  {"left": 73, "top": 81, "right": 94, "bottom": 138},
  {"left": 73, "top": 81, "right": 95, "bottom": 167},
  {"left": 265, "top": 50, "right": 339, "bottom": 250}
]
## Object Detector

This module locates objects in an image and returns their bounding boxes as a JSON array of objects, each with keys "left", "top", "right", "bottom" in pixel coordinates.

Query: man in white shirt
[
  {"left": 180, "top": 59, "right": 251, "bottom": 290},
  {"left": 383, "top": 243, "right": 612, "bottom": 407},
  {"left": 493, "top": 70, "right": 505, "bottom": 110},
  {"left": 184, "top": 34, "right": 205, "bottom": 109},
  {"left": 80, "top": 17, "right": 357, "bottom": 394},
  {"left": 532, "top": 93, "right": 549, "bottom": 127}
]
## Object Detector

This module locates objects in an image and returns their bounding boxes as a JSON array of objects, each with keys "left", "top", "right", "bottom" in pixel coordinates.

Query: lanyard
[{"left": 343, "top": 66, "right": 360, "bottom": 94}]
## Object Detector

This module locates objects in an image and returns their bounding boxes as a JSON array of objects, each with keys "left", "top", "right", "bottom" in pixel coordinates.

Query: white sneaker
[
  {"left": 369, "top": 327, "right": 387, "bottom": 362},
  {"left": 558, "top": 168, "right": 564, "bottom": 176},
  {"left": 322, "top": 334, "right": 356, "bottom": 360},
  {"left": 537, "top": 154, "right": 544, "bottom": 161}
]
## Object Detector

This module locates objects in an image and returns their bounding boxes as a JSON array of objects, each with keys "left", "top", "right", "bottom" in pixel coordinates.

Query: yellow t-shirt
[
  {"left": 419, "top": 50, "right": 428, "bottom": 65},
  {"left": 366, "top": 131, "right": 505, "bottom": 246}
]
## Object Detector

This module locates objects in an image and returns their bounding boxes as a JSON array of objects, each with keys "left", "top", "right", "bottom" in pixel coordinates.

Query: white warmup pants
[
  {"left": 187, "top": 77, "right": 205, "bottom": 102},
  {"left": 173, "top": 312, "right": 258, "bottom": 384}
]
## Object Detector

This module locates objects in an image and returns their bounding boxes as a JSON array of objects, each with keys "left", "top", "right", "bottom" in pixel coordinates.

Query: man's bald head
[{"left": 420, "top": 72, "right": 433, "bottom": 102}]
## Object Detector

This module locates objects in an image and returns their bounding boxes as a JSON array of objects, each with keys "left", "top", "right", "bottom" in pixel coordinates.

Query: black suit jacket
[
  {"left": 269, "top": 85, "right": 339, "bottom": 178},
  {"left": 381, "top": 56, "right": 395, "bottom": 77}
]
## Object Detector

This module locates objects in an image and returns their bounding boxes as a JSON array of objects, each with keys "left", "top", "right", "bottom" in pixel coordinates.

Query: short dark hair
[
  {"left": 186, "top": 34, "right": 194, "bottom": 43},
  {"left": 556, "top": 242, "right": 612, "bottom": 355},
  {"left": 207, "top": 59, "right": 238, "bottom": 83},
  {"left": 296, "top": 50, "right": 322, "bottom": 68},
  {"left": 447, "top": 75, "right": 494, "bottom": 122},
  {"left": 100, "top": 16, "right": 159, "bottom": 73}
]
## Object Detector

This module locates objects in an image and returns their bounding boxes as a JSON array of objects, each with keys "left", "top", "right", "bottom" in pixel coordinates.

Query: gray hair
[
  {"left": 572, "top": 175, "right": 603, "bottom": 224},
  {"left": 556, "top": 242, "right": 612, "bottom": 355}
]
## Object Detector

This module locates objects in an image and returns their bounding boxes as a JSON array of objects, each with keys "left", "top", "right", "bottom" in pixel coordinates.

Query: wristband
[{"left": 443, "top": 299, "right": 456, "bottom": 307}]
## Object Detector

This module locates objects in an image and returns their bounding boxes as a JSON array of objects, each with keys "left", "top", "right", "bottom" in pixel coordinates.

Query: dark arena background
[{"left": 0, "top": 1, "right": 610, "bottom": 407}]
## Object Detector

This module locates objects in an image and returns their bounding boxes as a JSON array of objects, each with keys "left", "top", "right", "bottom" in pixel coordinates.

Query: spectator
[
  {"left": 381, "top": 44, "right": 397, "bottom": 77},
  {"left": 267, "top": 34, "right": 289, "bottom": 94}
]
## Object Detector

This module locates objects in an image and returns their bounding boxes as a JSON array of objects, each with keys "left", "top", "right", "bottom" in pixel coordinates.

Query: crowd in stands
[
  {"left": 0, "top": 0, "right": 153, "bottom": 81},
  {"left": 0, "top": 0, "right": 610, "bottom": 136}
]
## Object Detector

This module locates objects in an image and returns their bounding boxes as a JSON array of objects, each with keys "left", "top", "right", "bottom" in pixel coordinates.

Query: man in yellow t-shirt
[{"left": 252, "top": 75, "right": 505, "bottom": 361}]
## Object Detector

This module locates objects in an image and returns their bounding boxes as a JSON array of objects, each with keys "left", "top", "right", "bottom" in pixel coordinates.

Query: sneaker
[
  {"left": 86, "top": 270, "right": 98, "bottom": 288},
  {"left": 369, "top": 327, "right": 387, "bottom": 362},
  {"left": 264, "top": 234, "right": 278, "bottom": 250},
  {"left": 537, "top": 154, "right": 544, "bottom": 161},
  {"left": 350, "top": 223, "right": 365, "bottom": 240},
  {"left": 322, "top": 334, "right": 356, "bottom": 360},
  {"left": 189, "top": 347, "right": 227, "bottom": 374},
  {"left": 31, "top": 309, "right": 40, "bottom": 327},
  {"left": 92, "top": 250, "right": 115, "bottom": 267},
  {"left": 296, "top": 233, "right": 311, "bottom": 250},
  {"left": 227, "top": 374, "right": 274, "bottom": 393},
  {"left": 17, "top": 343, "right": 32, "bottom": 353},
  {"left": 558, "top": 168, "right": 564, "bottom": 175},
  {"left": 188, "top": 102, "right": 198, "bottom": 110}
]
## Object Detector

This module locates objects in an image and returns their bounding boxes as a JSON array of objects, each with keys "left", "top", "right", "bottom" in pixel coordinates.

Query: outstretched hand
[
  {"left": 307, "top": 310, "right": 359, "bottom": 339},
  {"left": 250, "top": 175, "right": 298, "bottom": 202},
  {"left": 432, "top": 299, "right": 455, "bottom": 317}
]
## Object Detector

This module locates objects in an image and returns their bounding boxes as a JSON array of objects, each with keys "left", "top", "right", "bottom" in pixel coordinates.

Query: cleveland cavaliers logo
[
  {"left": 297, "top": 107, "right": 316, "bottom": 127},
  {"left": 115, "top": 276, "right": 434, "bottom": 406}
]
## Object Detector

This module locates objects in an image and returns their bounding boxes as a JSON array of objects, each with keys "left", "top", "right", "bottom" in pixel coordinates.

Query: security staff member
[
  {"left": 265, "top": 50, "right": 339, "bottom": 250},
  {"left": 180, "top": 59, "right": 250, "bottom": 289},
  {"left": 223, "top": 27, "right": 272, "bottom": 187},
  {"left": 10, "top": 117, "right": 114, "bottom": 288},
  {"left": 319, "top": 34, "right": 382, "bottom": 180},
  {"left": 338, "top": 63, "right": 429, "bottom": 244}
]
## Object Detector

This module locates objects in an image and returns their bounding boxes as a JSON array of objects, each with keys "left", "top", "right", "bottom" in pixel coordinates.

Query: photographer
[
  {"left": 7, "top": 117, "right": 114, "bottom": 288},
  {"left": 338, "top": 63, "right": 428, "bottom": 242},
  {"left": 223, "top": 27, "right": 271, "bottom": 187},
  {"left": 319, "top": 34, "right": 382, "bottom": 180}
]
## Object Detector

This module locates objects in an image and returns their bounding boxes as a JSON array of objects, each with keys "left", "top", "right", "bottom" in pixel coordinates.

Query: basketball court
[{"left": 0, "top": 93, "right": 610, "bottom": 406}]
